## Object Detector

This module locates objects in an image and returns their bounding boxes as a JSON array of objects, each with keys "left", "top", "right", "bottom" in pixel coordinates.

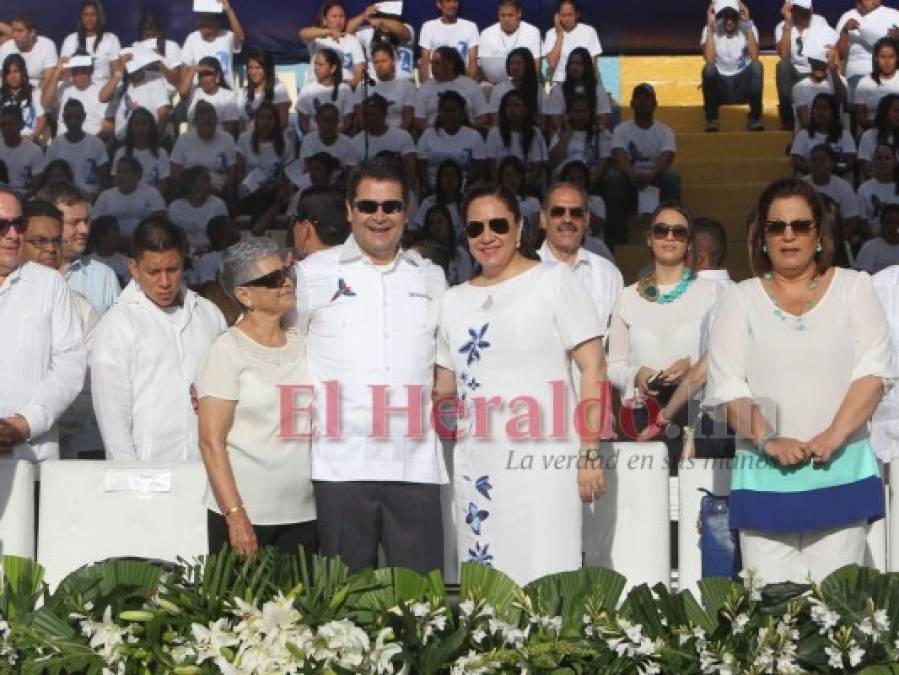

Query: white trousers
[{"left": 740, "top": 522, "right": 868, "bottom": 585}]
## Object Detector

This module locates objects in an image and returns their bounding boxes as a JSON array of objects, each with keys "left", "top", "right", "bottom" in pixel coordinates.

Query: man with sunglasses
[
  {"left": 0, "top": 185, "right": 86, "bottom": 466},
  {"left": 91, "top": 217, "right": 226, "bottom": 462},
  {"left": 296, "top": 161, "right": 448, "bottom": 575}
]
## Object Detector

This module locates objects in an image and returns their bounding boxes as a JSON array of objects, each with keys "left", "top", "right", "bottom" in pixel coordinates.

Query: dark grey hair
[
  {"left": 219, "top": 237, "right": 280, "bottom": 297},
  {"left": 544, "top": 181, "right": 589, "bottom": 212}
]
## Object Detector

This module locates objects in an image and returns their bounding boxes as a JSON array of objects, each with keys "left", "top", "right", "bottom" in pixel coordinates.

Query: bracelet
[
  {"left": 756, "top": 431, "right": 777, "bottom": 455},
  {"left": 578, "top": 448, "right": 601, "bottom": 462},
  {"left": 223, "top": 503, "right": 244, "bottom": 517}
]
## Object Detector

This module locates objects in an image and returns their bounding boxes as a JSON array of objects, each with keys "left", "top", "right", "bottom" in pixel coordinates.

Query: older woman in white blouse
[
  {"left": 706, "top": 178, "right": 894, "bottom": 584},
  {"left": 197, "top": 237, "right": 316, "bottom": 558},
  {"left": 607, "top": 202, "right": 723, "bottom": 462}
]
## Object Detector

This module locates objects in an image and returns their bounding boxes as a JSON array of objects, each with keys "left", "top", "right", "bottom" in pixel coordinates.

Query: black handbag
[{"left": 698, "top": 489, "right": 742, "bottom": 580}]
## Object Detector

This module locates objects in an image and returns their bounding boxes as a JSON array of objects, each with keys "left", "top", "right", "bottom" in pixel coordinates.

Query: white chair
[
  {"left": 677, "top": 458, "right": 733, "bottom": 598},
  {"left": 37, "top": 461, "right": 208, "bottom": 589},
  {"left": 583, "top": 442, "right": 670, "bottom": 590},
  {"left": 0, "top": 460, "right": 35, "bottom": 559}
]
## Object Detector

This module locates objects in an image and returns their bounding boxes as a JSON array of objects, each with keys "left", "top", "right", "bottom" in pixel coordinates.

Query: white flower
[
  {"left": 260, "top": 592, "right": 301, "bottom": 635},
  {"left": 848, "top": 642, "right": 866, "bottom": 667},
  {"left": 471, "top": 627, "right": 487, "bottom": 644},
  {"left": 411, "top": 602, "right": 431, "bottom": 619},
  {"left": 311, "top": 619, "right": 369, "bottom": 670},
  {"left": 824, "top": 645, "right": 844, "bottom": 669},
  {"left": 80, "top": 606, "right": 130, "bottom": 666},
  {"left": 731, "top": 613, "right": 749, "bottom": 635},
  {"left": 874, "top": 609, "right": 890, "bottom": 633},
  {"left": 808, "top": 599, "right": 840, "bottom": 635},
  {"left": 459, "top": 600, "right": 476, "bottom": 618},
  {"left": 450, "top": 649, "right": 499, "bottom": 675},
  {"left": 368, "top": 627, "right": 403, "bottom": 674}
]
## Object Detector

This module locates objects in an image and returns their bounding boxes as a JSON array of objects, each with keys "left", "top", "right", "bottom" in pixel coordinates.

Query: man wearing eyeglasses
[
  {"left": 0, "top": 186, "right": 85, "bottom": 467},
  {"left": 295, "top": 161, "right": 448, "bottom": 575}
]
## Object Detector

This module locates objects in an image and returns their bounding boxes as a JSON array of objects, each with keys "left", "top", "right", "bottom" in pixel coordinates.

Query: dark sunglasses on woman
[
  {"left": 0, "top": 217, "right": 26, "bottom": 237},
  {"left": 241, "top": 266, "right": 296, "bottom": 289},
  {"left": 762, "top": 219, "right": 816, "bottom": 236},
  {"left": 651, "top": 223, "right": 690, "bottom": 243},
  {"left": 464, "top": 218, "right": 511, "bottom": 238}
]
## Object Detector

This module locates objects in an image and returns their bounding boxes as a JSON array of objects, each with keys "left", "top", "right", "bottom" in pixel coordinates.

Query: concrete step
[
  {"left": 676, "top": 130, "right": 792, "bottom": 160},
  {"left": 679, "top": 156, "right": 792, "bottom": 185},
  {"left": 683, "top": 182, "right": 771, "bottom": 214}
]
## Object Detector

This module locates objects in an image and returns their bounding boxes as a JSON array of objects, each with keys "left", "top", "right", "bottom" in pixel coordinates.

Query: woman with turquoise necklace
[
  {"left": 706, "top": 177, "right": 895, "bottom": 584},
  {"left": 607, "top": 201, "right": 723, "bottom": 466}
]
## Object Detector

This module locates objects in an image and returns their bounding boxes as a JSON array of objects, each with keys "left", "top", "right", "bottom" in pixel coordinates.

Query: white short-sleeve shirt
[
  {"left": 296, "top": 81, "right": 355, "bottom": 129},
  {"left": 485, "top": 126, "right": 548, "bottom": 166},
  {"left": 113, "top": 74, "right": 170, "bottom": 141},
  {"left": 414, "top": 75, "right": 488, "bottom": 125},
  {"left": 181, "top": 30, "right": 240, "bottom": 84},
  {"left": 487, "top": 78, "right": 549, "bottom": 116},
  {"left": 60, "top": 32, "right": 121, "bottom": 85},
  {"left": 351, "top": 127, "right": 416, "bottom": 162},
  {"left": 545, "top": 82, "right": 612, "bottom": 118},
  {"left": 803, "top": 174, "right": 862, "bottom": 219},
  {"left": 789, "top": 128, "right": 857, "bottom": 162},
  {"left": 57, "top": 82, "right": 111, "bottom": 136},
  {"left": 171, "top": 128, "right": 237, "bottom": 189},
  {"left": 419, "top": 17, "right": 480, "bottom": 64},
  {"left": 305, "top": 34, "right": 365, "bottom": 83},
  {"left": 0, "top": 36, "right": 58, "bottom": 88},
  {"left": 298, "top": 131, "right": 361, "bottom": 168},
  {"left": 46, "top": 133, "right": 109, "bottom": 195},
  {"left": 611, "top": 120, "right": 677, "bottom": 172},
  {"left": 0, "top": 137, "right": 44, "bottom": 192},
  {"left": 356, "top": 24, "right": 417, "bottom": 81},
  {"left": 700, "top": 21, "right": 759, "bottom": 77},
  {"left": 792, "top": 73, "right": 848, "bottom": 112},
  {"left": 478, "top": 21, "right": 542, "bottom": 84},
  {"left": 92, "top": 185, "right": 166, "bottom": 237},
  {"left": 5, "top": 89, "right": 45, "bottom": 138},
  {"left": 237, "top": 130, "right": 292, "bottom": 182},
  {"left": 167, "top": 195, "right": 230, "bottom": 252},
  {"left": 836, "top": 6, "right": 899, "bottom": 81},
  {"left": 187, "top": 86, "right": 240, "bottom": 127},
  {"left": 237, "top": 80, "right": 291, "bottom": 122},
  {"left": 416, "top": 125, "right": 488, "bottom": 184},
  {"left": 774, "top": 16, "right": 838, "bottom": 74},
  {"left": 857, "top": 178, "right": 899, "bottom": 234},
  {"left": 542, "top": 23, "right": 603, "bottom": 84},
  {"left": 111, "top": 146, "right": 170, "bottom": 189},
  {"left": 353, "top": 78, "right": 416, "bottom": 128},
  {"left": 856, "top": 72, "right": 899, "bottom": 117},
  {"left": 550, "top": 129, "right": 613, "bottom": 172}
]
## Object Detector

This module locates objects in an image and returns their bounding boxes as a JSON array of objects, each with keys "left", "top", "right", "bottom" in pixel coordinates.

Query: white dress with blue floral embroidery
[{"left": 437, "top": 262, "right": 604, "bottom": 585}]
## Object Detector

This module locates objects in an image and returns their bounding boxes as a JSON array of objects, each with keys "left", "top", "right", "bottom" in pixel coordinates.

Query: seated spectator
[
  {"left": 858, "top": 143, "right": 899, "bottom": 235},
  {"left": 0, "top": 104, "right": 43, "bottom": 196},
  {"left": 803, "top": 143, "right": 864, "bottom": 245},
  {"left": 835, "top": 0, "right": 899, "bottom": 106},
  {"left": 413, "top": 158, "right": 464, "bottom": 238},
  {"left": 91, "top": 217, "right": 227, "bottom": 462},
  {"left": 299, "top": 1, "right": 365, "bottom": 87},
  {"left": 197, "top": 237, "right": 316, "bottom": 558},
  {"left": 238, "top": 47, "right": 290, "bottom": 130},
  {"left": 790, "top": 93, "right": 857, "bottom": 175},
  {"left": 543, "top": 0, "right": 602, "bottom": 86},
  {"left": 487, "top": 89, "right": 548, "bottom": 190},
  {"left": 700, "top": 0, "right": 763, "bottom": 132},
  {"left": 548, "top": 93, "right": 611, "bottom": 187},
  {"left": 546, "top": 46, "right": 612, "bottom": 133},
  {"left": 352, "top": 42, "right": 416, "bottom": 130},
  {"left": 859, "top": 93, "right": 899, "bottom": 178},
  {"left": 496, "top": 155, "right": 542, "bottom": 237},
  {"left": 775, "top": 0, "right": 837, "bottom": 130},
  {"left": 92, "top": 156, "right": 166, "bottom": 239},
  {"left": 855, "top": 36, "right": 899, "bottom": 130},
  {"left": 348, "top": 6, "right": 415, "bottom": 82},
  {"left": 286, "top": 152, "right": 341, "bottom": 204},
  {"left": 291, "top": 185, "right": 349, "bottom": 262},
  {"left": 791, "top": 43, "right": 848, "bottom": 128},
  {"left": 0, "top": 12, "right": 57, "bottom": 89},
  {"left": 167, "top": 166, "right": 229, "bottom": 255},
  {"left": 487, "top": 46, "right": 547, "bottom": 125},
  {"left": 298, "top": 103, "right": 360, "bottom": 172},
  {"left": 296, "top": 48, "right": 353, "bottom": 135},
  {"left": 46, "top": 99, "right": 109, "bottom": 197},
  {"left": 0, "top": 186, "right": 85, "bottom": 466},
  {"left": 414, "top": 46, "right": 488, "bottom": 130},
  {"left": 420, "top": 203, "right": 472, "bottom": 285},
  {"left": 559, "top": 160, "right": 612, "bottom": 260},
  {"left": 605, "top": 84, "right": 679, "bottom": 245},
  {"left": 88, "top": 215, "right": 129, "bottom": 286},
  {"left": 111, "top": 108, "right": 170, "bottom": 198},
  {"left": 60, "top": 0, "right": 122, "bottom": 87},
  {"left": 180, "top": 0, "right": 244, "bottom": 84},
  {"left": 171, "top": 101, "right": 238, "bottom": 197},
  {"left": 351, "top": 94, "right": 417, "bottom": 194},
  {"left": 857, "top": 203, "right": 899, "bottom": 273},
  {"left": 478, "top": 0, "right": 542, "bottom": 85},
  {"left": 196, "top": 215, "right": 240, "bottom": 284},
  {"left": 43, "top": 55, "right": 113, "bottom": 140},
  {"left": 236, "top": 102, "right": 292, "bottom": 217},
  {"left": 416, "top": 91, "right": 488, "bottom": 192},
  {"left": 1, "top": 53, "right": 46, "bottom": 139},
  {"left": 101, "top": 48, "right": 170, "bottom": 142},
  {"left": 418, "top": 0, "right": 480, "bottom": 81},
  {"left": 37, "top": 159, "right": 75, "bottom": 192},
  {"left": 133, "top": 10, "right": 183, "bottom": 93},
  {"left": 180, "top": 56, "right": 240, "bottom": 138}
]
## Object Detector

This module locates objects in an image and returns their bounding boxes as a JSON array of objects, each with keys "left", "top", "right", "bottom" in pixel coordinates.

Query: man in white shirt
[
  {"left": 181, "top": 0, "right": 245, "bottom": 84},
  {"left": 835, "top": 0, "right": 899, "bottom": 105},
  {"left": 604, "top": 84, "right": 680, "bottom": 245},
  {"left": 419, "top": 0, "right": 480, "bottom": 81},
  {"left": 700, "top": 0, "right": 764, "bottom": 132},
  {"left": 0, "top": 186, "right": 85, "bottom": 466},
  {"left": 478, "top": 0, "right": 542, "bottom": 84},
  {"left": 543, "top": 0, "right": 603, "bottom": 85},
  {"left": 775, "top": 0, "right": 838, "bottom": 129},
  {"left": 91, "top": 217, "right": 226, "bottom": 462},
  {"left": 0, "top": 104, "right": 44, "bottom": 196},
  {"left": 45, "top": 99, "right": 110, "bottom": 196},
  {"left": 352, "top": 94, "right": 418, "bottom": 194},
  {"left": 296, "top": 162, "right": 448, "bottom": 574},
  {"left": 36, "top": 180, "right": 120, "bottom": 316},
  {"left": 0, "top": 12, "right": 57, "bottom": 90},
  {"left": 791, "top": 42, "right": 849, "bottom": 127}
]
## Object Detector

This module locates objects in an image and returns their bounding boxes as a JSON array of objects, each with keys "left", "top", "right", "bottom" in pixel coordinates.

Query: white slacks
[{"left": 739, "top": 522, "right": 868, "bottom": 585}]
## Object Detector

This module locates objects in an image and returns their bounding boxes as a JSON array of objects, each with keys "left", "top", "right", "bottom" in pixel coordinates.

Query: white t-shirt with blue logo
[
  {"left": 181, "top": 30, "right": 240, "bottom": 85},
  {"left": 2, "top": 89, "right": 45, "bottom": 138},
  {"left": 306, "top": 35, "right": 365, "bottom": 83},
  {"left": 111, "top": 146, "right": 170, "bottom": 189},
  {"left": 419, "top": 17, "right": 480, "bottom": 63},
  {"left": 0, "top": 137, "right": 44, "bottom": 193},
  {"left": 46, "top": 133, "right": 109, "bottom": 195},
  {"left": 416, "top": 125, "right": 487, "bottom": 185},
  {"left": 92, "top": 184, "right": 166, "bottom": 237},
  {"left": 171, "top": 128, "right": 237, "bottom": 189},
  {"left": 356, "top": 24, "right": 417, "bottom": 81},
  {"left": 611, "top": 120, "right": 677, "bottom": 173},
  {"left": 700, "top": 21, "right": 759, "bottom": 77}
]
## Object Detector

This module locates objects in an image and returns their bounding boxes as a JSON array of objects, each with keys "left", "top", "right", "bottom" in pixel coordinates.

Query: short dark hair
[
  {"left": 882, "top": 203, "right": 899, "bottom": 224},
  {"left": 752, "top": 178, "right": 834, "bottom": 275},
  {"left": 498, "top": 0, "right": 522, "bottom": 8},
  {"left": 347, "top": 161, "right": 410, "bottom": 206},
  {"left": 62, "top": 98, "right": 86, "bottom": 114},
  {"left": 36, "top": 180, "right": 89, "bottom": 207},
  {"left": 296, "top": 185, "right": 350, "bottom": 246},
  {"left": 692, "top": 217, "right": 727, "bottom": 268},
  {"left": 0, "top": 104, "right": 23, "bottom": 123},
  {"left": 370, "top": 41, "right": 395, "bottom": 59},
  {"left": 206, "top": 215, "right": 237, "bottom": 250},
  {"left": 24, "top": 199, "right": 63, "bottom": 223},
  {"left": 131, "top": 217, "right": 188, "bottom": 261},
  {"left": 115, "top": 154, "right": 144, "bottom": 179},
  {"left": 89, "top": 215, "right": 119, "bottom": 243},
  {"left": 12, "top": 12, "right": 36, "bottom": 29}
]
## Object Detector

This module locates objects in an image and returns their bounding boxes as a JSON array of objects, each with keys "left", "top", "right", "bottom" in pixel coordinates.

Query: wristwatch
[
  {"left": 578, "top": 448, "right": 601, "bottom": 462},
  {"left": 757, "top": 431, "right": 777, "bottom": 456}
]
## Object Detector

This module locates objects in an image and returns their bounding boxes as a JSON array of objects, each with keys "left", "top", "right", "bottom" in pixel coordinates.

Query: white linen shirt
[
  {"left": 295, "top": 236, "right": 449, "bottom": 484},
  {"left": 0, "top": 262, "right": 86, "bottom": 464},
  {"left": 91, "top": 281, "right": 226, "bottom": 462}
]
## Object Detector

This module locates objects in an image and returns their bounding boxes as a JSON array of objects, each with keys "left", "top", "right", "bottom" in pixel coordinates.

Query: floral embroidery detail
[
  {"left": 474, "top": 476, "right": 493, "bottom": 501},
  {"left": 459, "top": 323, "right": 491, "bottom": 366},
  {"left": 468, "top": 542, "right": 494, "bottom": 566},
  {"left": 460, "top": 372, "right": 482, "bottom": 392},
  {"left": 465, "top": 503, "right": 489, "bottom": 535},
  {"left": 331, "top": 278, "right": 357, "bottom": 302}
]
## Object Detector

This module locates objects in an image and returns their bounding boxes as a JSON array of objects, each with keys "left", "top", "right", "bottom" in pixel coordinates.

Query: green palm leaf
[{"left": 459, "top": 563, "right": 524, "bottom": 624}]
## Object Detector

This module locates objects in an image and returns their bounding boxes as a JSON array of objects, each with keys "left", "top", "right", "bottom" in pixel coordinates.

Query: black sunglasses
[
  {"left": 548, "top": 205, "right": 587, "bottom": 219},
  {"left": 353, "top": 199, "right": 405, "bottom": 215},
  {"left": 465, "top": 218, "right": 511, "bottom": 238},
  {"left": 241, "top": 266, "right": 296, "bottom": 289},
  {"left": 762, "top": 219, "right": 817, "bottom": 236},
  {"left": 651, "top": 223, "right": 690, "bottom": 243},
  {"left": 0, "top": 217, "right": 26, "bottom": 237}
]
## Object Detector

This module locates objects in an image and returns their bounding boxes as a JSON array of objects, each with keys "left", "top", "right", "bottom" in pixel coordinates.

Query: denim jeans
[{"left": 701, "top": 61, "right": 764, "bottom": 121}]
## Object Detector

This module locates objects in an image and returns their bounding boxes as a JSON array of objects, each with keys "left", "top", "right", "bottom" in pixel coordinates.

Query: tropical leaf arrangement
[{"left": 2, "top": 551, "right": 899, "bottom": 674}]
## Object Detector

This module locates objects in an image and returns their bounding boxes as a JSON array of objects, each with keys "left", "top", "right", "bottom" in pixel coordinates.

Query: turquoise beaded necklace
[
  {"left": 638, "top": 267, "right": 695, "bottom": 304},
  {"left": 762, "top": 272, "right": 819, "bottom": 331}
]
